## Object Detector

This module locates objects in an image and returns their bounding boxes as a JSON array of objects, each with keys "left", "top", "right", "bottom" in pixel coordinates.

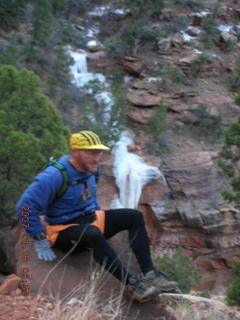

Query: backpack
[{"left": 37, "top": 157, "right": 98, "bottom": 202}]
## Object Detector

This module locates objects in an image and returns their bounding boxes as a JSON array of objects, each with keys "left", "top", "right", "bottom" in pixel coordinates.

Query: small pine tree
[
  {"left": 31, "top": 0, "right": 53, "bottom": 47},
  {"left": 0, "top": 0, "right": 28, "bottom": 30},
  {"left": 120, "top": 0, "right": 165, "bottom": 55},
  {"left": 230, "top": 56, "right": 240, "bottom": 92},
  {"left": 235, "top": 93, "right": 240, "bottom": 106},
  {"left": 200, "top": 4, "right": 221, "bottom": 49},
  {"left": 123, "top": 0, "right": 164, "bottom": 18},
  {"left": 153, "top": 248, "right": 201, "bottom": 293},
  {"left": 194, "top": 103, "right": 224, "bottom": 142},
  {"left": 218, "top": 118, "right": 240, "bottom": 207},
  {"left": 146, "top": 99, "right": 167, "bottom": 140},
  {"left": 0, "top": 65, "right": 69, "bottom": 226},
  {"left": 226, "top": 260, "right": 240, "bottom": 306}
]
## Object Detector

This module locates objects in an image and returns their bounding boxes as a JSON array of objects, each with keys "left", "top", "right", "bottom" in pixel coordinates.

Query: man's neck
[{"left": 68, "top": 157, "right": 84, "bottom": 172}]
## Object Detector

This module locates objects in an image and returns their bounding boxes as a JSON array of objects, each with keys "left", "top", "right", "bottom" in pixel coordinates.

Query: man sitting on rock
[{"left": 16, "top": 130, "right": 178, "bottom": 302}]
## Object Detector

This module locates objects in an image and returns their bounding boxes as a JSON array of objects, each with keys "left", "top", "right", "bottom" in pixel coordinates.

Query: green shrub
[
  {"left": 79, "top": 72, "right": 126, "bottom": 146},
  {"left": 222, "top": 39, "right": 235, "bottom": 52},
  {"left": 120, "top": 0, "right": 165, "bottom": 55},
  {"left": 172, "top": 0, "right": 203, "bottom": 9},
  {"left": 193, "top": 103, "right": 224, "bottom": 142},
  {"left": 21, "top": 40, "right": 44, "bottom": 64},
  {"left": 218, "top": 118, "right": 240, "bottom": 207},
  {"left": 155, "top": 63, "right": 185, "bottom": 90},
  {"left": 190, "top": 54, "right": 208, "bottom": 78},
  {"left": 0, "top": 65, "right": 69, "bottom": 225},
  {"left": 64, "top": 0, "right": 101, "bottom": 16},
  {"left": 229, "top": 56, "right": 240, "bottom": 92},
  {"left": 104, "top": 36, "right": 123, "bottom": 58},
  {"left": 0, "top": 0, "right": 28, "bottom": 30},
  {"left": 47, "top": 47, "right": 73, "bottom": 94},
  {"left": 226, "top": 260, "right": 240, "bottom": 306},
  {"left": 57, "top": 19, "right": 86, "bottom": 47},
  {"left": 146, "top": 100, "right": 166, "bottom": 140},
  {"left": 51, "top": 0, "right": 68, "bottom": 13},
  {"left": 162, "top": 15, "right": 189, "bottom": 35},
  {"left": 198, "top": 290, "right": 211, "bottom": 299},
  {"left": 153, "top": 248, "right": 201, "bottom": 293},
  {"left": 200, "top": 4, "right": 221, "bottom": 49},
  {"left": 82, "top": 79, "right": 105, "bottom": 94},
  {"left": 31, "top": 0, "right": 53, "bottom": 47},
  {"left": 0, "top": 40, "right": 19, "bottom": 66},
  {"left": 169, "top": 66, "right": 185, "bottom": 83},
  {"left": 120, "top": 18, "right": 145, "bottom": 56},
  {"left": 123, "top": 0, "right": 165, "bottom": 17},
  {"left": 235, "top": 93, "right": 240, "bottom": 106}
]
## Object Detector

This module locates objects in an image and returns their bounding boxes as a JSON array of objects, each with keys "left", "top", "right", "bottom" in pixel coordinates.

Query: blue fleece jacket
[{"left": 16, "top": 155, "right": 100, "bottom": 237}]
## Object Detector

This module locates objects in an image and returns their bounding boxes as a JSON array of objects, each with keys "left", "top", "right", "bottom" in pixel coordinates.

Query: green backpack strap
[
  {"left": 51, "top": 162, "right": 68, "bottom": 199},
  {"left": 40, "top": 159, "right": 98, "bottom": 203}
]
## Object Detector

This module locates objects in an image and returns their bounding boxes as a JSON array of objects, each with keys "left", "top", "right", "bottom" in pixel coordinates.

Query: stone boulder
[
  {"left": 161, "top": 150, "right": 226, "bottom": 226},
  {"left": 128, "top": 90, "right": 161, "bottom": 107},
  {"left": 132, "top": 79, "right": 159, "bottom": 94},
  {"left": 86, "top": 39, "right": 103, "bottom": 52},
  {"left": 122, "top": 56, "right": 143, "bottom": 76},
  {"left": 190, "top": 10, "right": 210, "bottom": 27},
  {"left": 126, "top": 107, "right": 156, "bottom": 125},
  {"left": 219, "top": 31, "right": 238, "bottom": 44},
  {"left": 158, "top": 33, "right": 184, "bottom": 51},
  {"left": 157, "top": 293, "right": 240, "bottom": 320},
  {"left": 0, "top": 274, "right": 21, "bottom": 295}
]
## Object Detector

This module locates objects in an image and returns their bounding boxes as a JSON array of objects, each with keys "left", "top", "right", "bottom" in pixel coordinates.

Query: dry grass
[
  {"left": 167, "top": 299, "right": 233, "bottom": 320},
  {"left": 26, "top": 265, "right": 127, "bottom": 320},
  {"left": 27, "top": 237, "right": 133, "bottom": 320}
]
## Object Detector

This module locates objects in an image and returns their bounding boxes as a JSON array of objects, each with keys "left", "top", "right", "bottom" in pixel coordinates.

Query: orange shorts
[{"left": 45, "top": 210, "right": 105, "bottom": 246}]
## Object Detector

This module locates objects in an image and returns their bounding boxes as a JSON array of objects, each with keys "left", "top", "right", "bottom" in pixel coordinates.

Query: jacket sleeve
[{"left": 16, "top": 167, "right": 63, "bottom": 238}]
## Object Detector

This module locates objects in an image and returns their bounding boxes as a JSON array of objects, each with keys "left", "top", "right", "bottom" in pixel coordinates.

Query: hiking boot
[
  {"left": 126, "top": 276, "right": 160, "bottom": 303},
  {"left": 142, "top": 270, "right": 179, "bottom": 293}
]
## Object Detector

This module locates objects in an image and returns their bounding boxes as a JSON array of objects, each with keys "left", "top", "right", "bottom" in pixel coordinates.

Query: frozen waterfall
[
  {"left": 67, "top": 48, "right": 106, "bottom": 88},
  {"left": 111, "top": 130, "right": 165, "bottom": 209}
]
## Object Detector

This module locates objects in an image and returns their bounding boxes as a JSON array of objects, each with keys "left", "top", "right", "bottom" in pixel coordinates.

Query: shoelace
[{"left": 154, "top": 270, "right": 170, "bottom": 280}]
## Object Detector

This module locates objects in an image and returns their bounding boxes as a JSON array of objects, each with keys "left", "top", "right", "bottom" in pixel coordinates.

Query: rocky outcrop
[
  {"left": 162, "top": 150, "right": 226, "bottom": 226},
  {"left": 122, "top": 56, "right": 144, "bottom": 76},
  {"left": 135, "top": 149, "right": 240, "bottom": 293},
  {"left": 0, "top": 225, "right": 21, "bottom": 275},
  {"left": 0, "top": 274, "right": 21, "bottom": 295},
  {"left": 127, "top": 90, "right": 161, "bottom": 107},
  {"left": 126, "top": 106, "right": 156, "bottom": 125},
  {"left": 157, "top": 293, "right": 240, "bottom": 320}
]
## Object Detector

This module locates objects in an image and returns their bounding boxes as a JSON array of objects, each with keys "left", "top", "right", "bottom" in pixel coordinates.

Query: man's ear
[{"left": 70, "top": 148, "right": 79, "bottom": 156}]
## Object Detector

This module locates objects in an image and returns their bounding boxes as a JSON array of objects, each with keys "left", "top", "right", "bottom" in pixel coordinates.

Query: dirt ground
[{"left": 0, "top": 290, "right": 176, "bottom": 320}]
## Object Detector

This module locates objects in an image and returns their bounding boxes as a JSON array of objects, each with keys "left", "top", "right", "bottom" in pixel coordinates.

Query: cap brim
[{"left": 82, "top": 144, "right": 110, "bottom": 150}]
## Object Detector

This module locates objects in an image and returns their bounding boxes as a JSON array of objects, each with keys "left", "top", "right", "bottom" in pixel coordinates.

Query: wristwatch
[{"left": 33, "top": 232, "right": 46, "bottom": 241}]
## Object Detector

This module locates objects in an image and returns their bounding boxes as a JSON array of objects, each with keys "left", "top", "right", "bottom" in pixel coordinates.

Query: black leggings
[{"left": 54, "top": 209, "right": 154, "bottom": 283}]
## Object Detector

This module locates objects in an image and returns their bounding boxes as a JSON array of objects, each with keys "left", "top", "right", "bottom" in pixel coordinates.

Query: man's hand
[{"left": 34, "top": 239, "right": 56, "bottom": 261}]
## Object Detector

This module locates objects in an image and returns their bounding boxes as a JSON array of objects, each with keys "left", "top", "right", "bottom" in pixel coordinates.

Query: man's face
[{"left": 73, "top": 149, "right": 102, "bottom": 173}]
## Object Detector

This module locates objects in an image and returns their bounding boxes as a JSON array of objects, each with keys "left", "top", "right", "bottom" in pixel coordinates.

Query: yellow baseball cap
[{"left": 70, "top": 131, "right": 110, "bottom": 150}]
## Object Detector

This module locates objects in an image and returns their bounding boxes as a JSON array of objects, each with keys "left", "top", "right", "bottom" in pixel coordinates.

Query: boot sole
[
  {"left": 126, "top": 288, "right": 160, "bottom": 303},
  {"left": 158, "top": 286, "right": 182, "bottom": 293}
]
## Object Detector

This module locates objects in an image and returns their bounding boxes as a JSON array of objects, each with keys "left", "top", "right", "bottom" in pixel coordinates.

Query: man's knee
[
  {"left": 129, "top": 209, "right": 144, "bottom": 224},
  {"left": 83, "top": 225, "right": 103, "bottom": 243}
]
